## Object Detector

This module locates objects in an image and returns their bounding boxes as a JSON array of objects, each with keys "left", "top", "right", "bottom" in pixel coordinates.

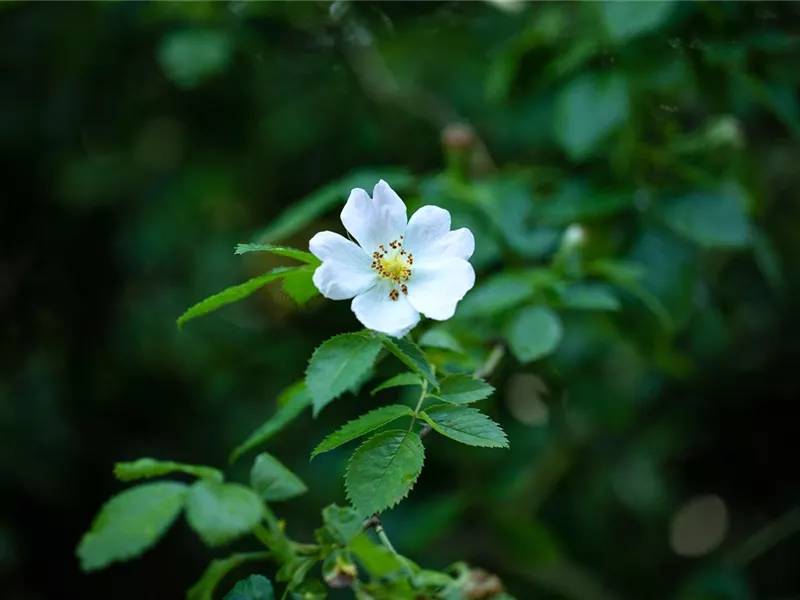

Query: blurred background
[{"left": 2, "top": 1, "right": 800, "bottom": 598}]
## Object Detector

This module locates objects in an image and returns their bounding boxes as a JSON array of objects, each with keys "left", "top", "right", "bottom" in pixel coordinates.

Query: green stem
[
  {"left": 407, "top": 379, "right": 428, "bottom": 432},
  {"left": 375, "top": 522, "right": 415, "bottom": 578}
]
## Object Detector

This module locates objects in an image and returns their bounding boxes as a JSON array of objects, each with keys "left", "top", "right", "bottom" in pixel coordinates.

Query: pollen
[
  {"left": 388, "top": 289, "right": 400, "bottom": 301},
  {"left": 371, "top": 239, "right": 412, "bottom": 284}
]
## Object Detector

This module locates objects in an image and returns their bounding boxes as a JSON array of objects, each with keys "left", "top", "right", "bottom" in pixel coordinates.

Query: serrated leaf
[
  {"left": 659, "top": 190, "right": 751, "bottom": 249},
  {"left": 254, "top": 169, "right": 414, "bottom": 244},
  {"left": 322, "top": 504, "right": 363, "bottom": 546},
  {"left": 370, "top": 373, "right": 422, "bottom": 396},
  {"left": 186, "top": 481, "right": 263, "bottom": 547},
  {"left": 250, "top": 453, "right": 307, "bottom": 501},
  {"left": 177, "top": 267, "right": 296, "bottom": 329},
  {"left": 77, "top": 482, "right": 188, "bottom": 572},
  {"left": 188, "top": 552, "right": 272, "bottom": 600},
  {"left": 223, "top": 575, "right": 275, "bottom": 600},
  {"left": 306, "top": 333, "right": 382, "bottom": 416},
  {"left": 420, "top": 404, "right": 508, "bottom": 448},
  {"left": 600, "top": 0, "right": 675, "bottom": 42},
  {"left": 282, "top": 266, "right": 320, "bottom": 306},
  {"left": 436, "top": 374, "right": 495, "bottom": 405},
  {"left": 555, "top": 73, "right": 629, "bottom": 160},
  {"left": 560, "top": 283, "right": 621, "bottom": 311},
  {"left": 505, "top": 306, "right": 563, "bottom": 363},
  {"left": 114, "top": 458, "right": 223, "bottom": 483},
  {"left": 418, "top": 328, "right": 464, "bottom": 354},
  {"left": 311, "top": 405, "right": 414, "bottom": 459},
  {"left": 230, "top": 382, "right": 311, "bottom": 463},
  {"left": 376, "top": 335, "right": 438, "bottom": 389},
  {"left": 345, "top": 430, "right": 425, "bottom": 516},
  {"left": 235, "top": 243, "right": 320, "bottom": 265}
]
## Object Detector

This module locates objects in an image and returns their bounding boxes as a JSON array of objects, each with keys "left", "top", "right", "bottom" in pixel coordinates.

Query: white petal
[
  {"left": 309, "top": 230, "right": 369, "bottom": 263},
  {"left": 406, "top": 258, "right": 475, "bottom": 321},
  {"left": 312, "top": 261, "right": 377, "bottom": 300},
  {"left": 340, "top": 181, "right": 407, "bottom": 252},
  {"left": 428, "top": 227, "right": 475, "bottom": 261},
  {"left": 402, "top": 205, "right": 451, "bottom": 258},
  {"left": 351, "top": 281, "right": 420, "bottom": 337}
]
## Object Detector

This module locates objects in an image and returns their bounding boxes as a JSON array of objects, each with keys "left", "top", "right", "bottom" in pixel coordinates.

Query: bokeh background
[{"left": 2, "top": 1, "right": 800, "bottom": 598}]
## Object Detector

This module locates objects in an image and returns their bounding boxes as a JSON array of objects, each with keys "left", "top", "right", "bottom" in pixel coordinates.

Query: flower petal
[
  {"left": 406, "top": 258, "right": 475, "bottom": 321},
  {"left": 351, "top": 281, "right": 420, "bottom": 337},
  {"left": 309, "top": 231, "right": 377, "bottom": 300},
  {"left": 428, "top": 227, "right": 475, "bottom": 261},
  {"left": 402, "top": 205, "right": 451, "bottom": 259},
  {"left": 340, "top": 180, "right": 407, "bottom": 252}
]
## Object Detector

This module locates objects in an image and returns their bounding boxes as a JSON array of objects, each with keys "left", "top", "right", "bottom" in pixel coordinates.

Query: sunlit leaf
[
  {"left": 281, "top": 266, "right": 320, "bottom": 306},
  {"left": 77, "top": 482, "right": 188, "bottom": 572},
  {"left": 250, "top": 453, "right": 307, "bottom": 501},
  {"left": 306, "top": 333, "right": 382, "bottom": 416},
  {"left": 345, "top": 430, "right": 425, "bottom": 516},
  {"left": 435, "top": 374, "right": 495, "bottom": 405},
  {"left": 234, "top": 243, "right": 320, "bottom": 265},
  {"left": 185, "top": 481, "right": 263, "bottom": 547},
  {"left": 177, "top": 267, "right": 297, "bottom": 329},
  {"left": 420, "top": 404, "right": 508, "bottom": 448},
  {"left": 311, "top": 405, "right": 414, "bottom": 459},
  {"left": 114, "top": 458, "right": 223, "bottom": 483}
]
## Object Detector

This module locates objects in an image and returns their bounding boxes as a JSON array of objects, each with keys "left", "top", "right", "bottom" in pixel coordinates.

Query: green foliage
[
  {"left": 158, "top": 29, "right": 232, "bottom": 89},
  {"left": 420, "top": 405, "right": 508, "bottom": 449},
  {"left": 345, "top": 430, "right": 425, "bottom": 516},
  {"left": 659, "top": 189, "right": 752, "bottom": 249},
  {"left": 188, "top": 553, "right": 272, "bottom": 600},
  {"left": 177, "top": 267, "right": 297, "bottom": 329},
  {"left": 250, "top": 453, "right": 307, "bottom": 502},
  {"left": 114, "top": 458, "right": 223, "bottom": 483},
  {"left": 230, "top": 382, "right": 312, "bottom": 463},
  {"left": 456, "top": 273, "right": 535, "bottom": 319},
  {"left": 77, "top": 482, "right": 188, "bottom": 571},
  {"left": 223, "top": 575, "right": 275, "bottom": 600},
  {"left": 321, "top": 504, "right": 363, "bottom": 546},
  {"left": 281, "top": 267, "right": 321, "bottom": 306},
  {"left": 306, "top": 333, "right": 383, "bottom": 416},
  {"left": 555, "top": 73, "right": 629, "bottom": 160},
  {"left": 599, "top": 0, "right": 676, "bottom": 42},
  {"left": 370, "top": 373, "right": 422, "bottom": 396},
  {"left": 234, "top": 243, "right": 320, "bottom": 265},
  {"left": 185, "top": 481, "right": 263, "bottom": 547},
  {"left": 311, "top": 405, "right": 414, "bottom": 459},
  {"left": 434, "top": 374, "right": 494, "bottom": 405},
  {"left": 376, "top": 335, "right": 438, "bottom": 389},
  {"left": 558, "top": 283, "right": 621, "bottom": 311},
  {"left": 505, "top": 306, "right": 564, "bottom": 363},
  {"left": 418, "top": 328, "right": 464, "bottom": 354}
]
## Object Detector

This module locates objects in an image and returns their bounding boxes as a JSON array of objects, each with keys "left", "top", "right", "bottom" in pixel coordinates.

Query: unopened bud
[
  {"left": 441, "top": 123, "right": 475, "bottom": 152},
  {"left": 562, "top": 223, "right": 586, "bottom": 248},
  {"left": 323, "top": 554, "right": 357, "bottom": 589},
  {"left": 704, "top": 115, "right": 744, "bottom": 149}
]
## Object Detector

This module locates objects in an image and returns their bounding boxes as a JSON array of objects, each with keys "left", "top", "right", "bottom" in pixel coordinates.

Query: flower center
[{"left": 370, "top": 237, "right": 413, "bottom": 301}]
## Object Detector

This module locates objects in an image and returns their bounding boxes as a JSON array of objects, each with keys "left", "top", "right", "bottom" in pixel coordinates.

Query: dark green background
[{"left": 2, "top": 1, "right": 799, "bottom": 599}]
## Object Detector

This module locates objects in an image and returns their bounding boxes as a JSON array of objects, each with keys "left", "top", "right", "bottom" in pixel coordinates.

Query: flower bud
[{"left": 323, "top": 553, "right": 357, "bottom": 589}]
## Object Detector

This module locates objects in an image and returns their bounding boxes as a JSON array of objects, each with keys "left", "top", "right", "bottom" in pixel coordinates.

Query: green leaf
[
  {"left": 349, "top": 533, "right": 411, "bottom": 578},
  {"left": 345, "top": 430, "right": 425, "bottom": 516},
  {"left": 188, "top": 552, "right": 272, "bottom": 600},
  {"left": 282, "top": 266, "right": 320, "bottom": 306},
  {"left": 505, "top": 306, "right": 563, "bottom": 363},
  {"left": 456, "top": 272, "right": 535, "bottom": 318},
  {"left": 420, "top": 404, "right": 508, "bottom": 448},
  {"left": 114, "top": 458, "right": 223, "bottom": 483},
  {"left": 436, "top": 374, "right": 495, "bottom": 405},
  {"left": 376, "top": 335, "right": 438, "bottom": 389},
  {"left": 276, "top": 556, "right": 317, "bottom": 589},
  {"left": 250, "top": 453, "right": 307, "bottom": 502},
  {"left": 370, "top": 373, "right": 422, "bottom": 396},
  {"left": 311, "top": 405, "right": 414, "bottom": 459},
  {"left": 419, "top": 328, "right": 464, "bottom": 354},
  {"left": 559, "top": 283, "right": 621, "bottom": 311},
  {"left": 223, "top": 575, "right": 275, "bottom": 600},
  {"left": 533, "top": 182, "right": 633, "bottom": 225},
  {"left": 77, "top": 482, "right": 188, "bottom": 572},
  {"left": 177, "top": 267, "right": 296, "bottom": 329},
  {"left": 322, "top": 504, "right": 363, "bottom": 546},
  {"left": 254, "top": 168, "right": 414, "bottom": 243},
  {"left": 235, "top": 243, "right": 320, "bottom": 265},
  {"left": 555, "top": 73, "right": 629, "bottom": 160},
  {"left": 186, "top": 481, "right": 263, "bottom": 547},
  {"left": 158, "top": 29, "right": 232, "bottom": 90},
  {"left": 599, "top": 0, "right": 675, "bottom": 42},
  {"left": 659, "top": 190, "right": 751, "bottom": 249},
  {"left": 230, "top": 382, "right": 311, "bottom": 463},
  {"left": 306, "top": 333, "right": 383, "bottom": 416}
]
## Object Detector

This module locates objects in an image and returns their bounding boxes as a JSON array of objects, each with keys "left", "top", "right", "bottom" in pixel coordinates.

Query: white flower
[{"left": 309, "top": 180, "right": 476, "bottom": 338}]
